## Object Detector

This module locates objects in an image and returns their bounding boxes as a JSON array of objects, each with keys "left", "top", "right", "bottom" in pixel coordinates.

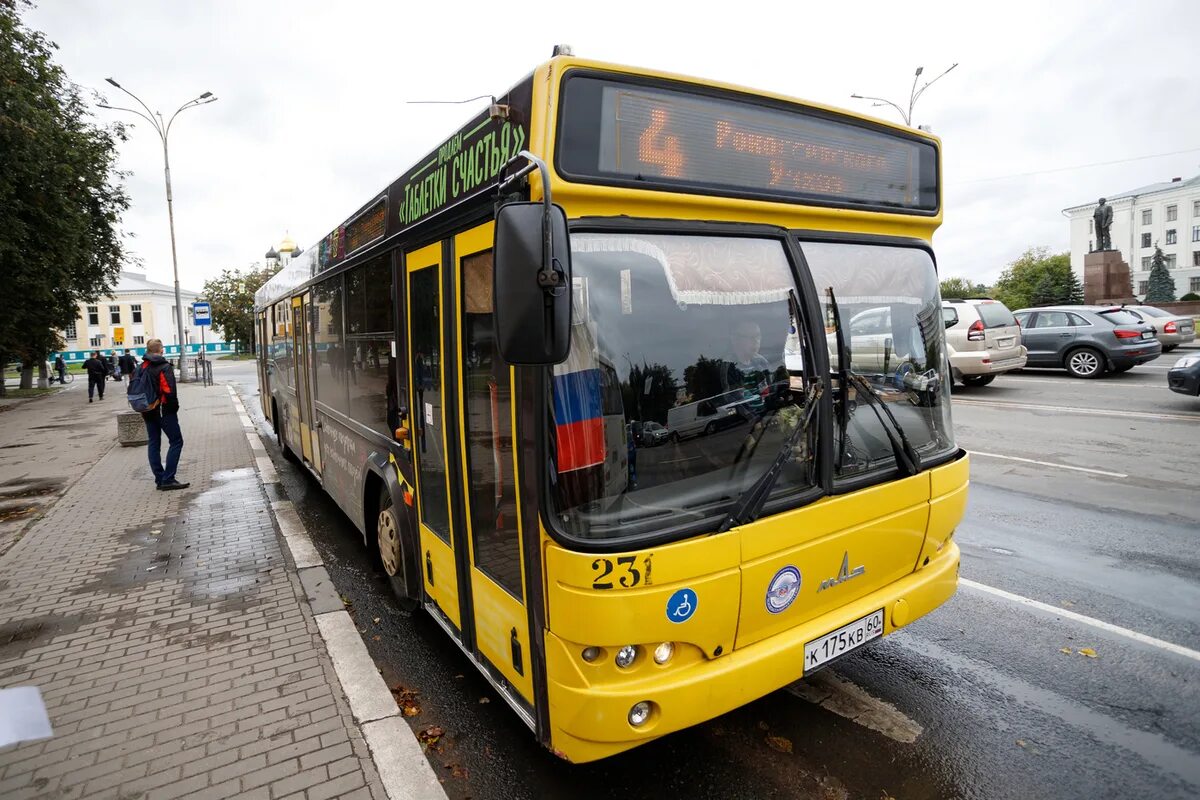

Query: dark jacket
[
  {"left": 141, "top": 354, "right": 179, "bottom": 414},
  {"left": 83, "top": 357, "right": 108, "bottom": 379},
  {"left": 118, "top": 354, "right": 137, "bottom": 374}
]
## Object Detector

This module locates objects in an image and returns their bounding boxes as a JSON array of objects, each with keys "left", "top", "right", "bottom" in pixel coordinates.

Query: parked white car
[{"left": 941, "top": 299, "right": 1027, "bottom": 386}]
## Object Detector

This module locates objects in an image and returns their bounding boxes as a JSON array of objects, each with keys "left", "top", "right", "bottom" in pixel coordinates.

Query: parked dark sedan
[
  {"left": 1167, "top": 353, "right": 1200, "bottom": 396},
  {"left": 1011, "top": 305, "right": 1161, "bottom": 378}
]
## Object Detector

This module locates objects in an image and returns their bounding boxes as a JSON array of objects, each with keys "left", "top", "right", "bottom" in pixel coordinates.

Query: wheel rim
[
  {"left": 1069, "top": 351, "right": 1099, "bottom": 375},
  {"left": 378, "top": 508, "right": 401, "bottom": 576}
]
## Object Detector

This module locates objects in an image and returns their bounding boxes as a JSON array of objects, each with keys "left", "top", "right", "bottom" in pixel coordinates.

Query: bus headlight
[
  {"left": 615, "top": 644, "right": 637, "bottom": 668},
  {"left": 653, "top": 642, "right": 674, "bottom": 664},
  {"left": 628, "top": 701, "right": 652, "bottom": 727}
]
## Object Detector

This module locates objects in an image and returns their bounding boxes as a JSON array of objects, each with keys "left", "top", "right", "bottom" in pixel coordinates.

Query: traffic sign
[{"left": 193, "top": 302, "right": 211, "bottom": 326}]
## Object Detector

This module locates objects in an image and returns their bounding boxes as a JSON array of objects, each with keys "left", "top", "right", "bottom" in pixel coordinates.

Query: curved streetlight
[
  {"left": 98, "top": 78, "right": 217, "bottom": 381},
  {"left": 851, "top": 63, "right": 958, "bottom": 128}
]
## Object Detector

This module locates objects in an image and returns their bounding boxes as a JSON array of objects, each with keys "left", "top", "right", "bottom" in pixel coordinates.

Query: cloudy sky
[{"left": 24, "top": 0, "right": 1200, "bottom": 291}]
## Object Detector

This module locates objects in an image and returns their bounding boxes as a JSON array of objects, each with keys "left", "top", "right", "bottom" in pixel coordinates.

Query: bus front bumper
[{"left": 545, "top": 540, "right": 960, "bottom": 763}]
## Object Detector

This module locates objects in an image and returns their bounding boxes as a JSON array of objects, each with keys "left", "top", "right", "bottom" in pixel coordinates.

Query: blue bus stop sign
[{"left": 193, "top": 302, "right": 211, "bottom": 326}]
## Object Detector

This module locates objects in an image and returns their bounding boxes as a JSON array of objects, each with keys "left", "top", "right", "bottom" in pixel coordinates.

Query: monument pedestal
[{"left": 1084, "top": 250, "right": 1136, "bottom": 305}]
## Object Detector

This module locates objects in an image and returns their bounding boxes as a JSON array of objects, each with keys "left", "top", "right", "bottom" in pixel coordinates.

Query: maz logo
[{"left": 817, "top": 552, "right": 865, "bottom": 592}]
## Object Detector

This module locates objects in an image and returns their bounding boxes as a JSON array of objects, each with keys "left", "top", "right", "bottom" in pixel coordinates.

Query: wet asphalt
[{"left": 220, "top": 354, "right": 1200, "bottom": 800}]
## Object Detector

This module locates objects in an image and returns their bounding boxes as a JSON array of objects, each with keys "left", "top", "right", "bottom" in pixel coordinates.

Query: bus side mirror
[{"left": 494, "top": 202, "right": 572, "bottom": 365}]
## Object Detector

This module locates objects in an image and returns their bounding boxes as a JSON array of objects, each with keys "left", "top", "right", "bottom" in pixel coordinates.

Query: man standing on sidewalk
[
  {"left": 83, "top": 350, "right": 108, "bottom": 402},
  {"left": 138, "top": 339, "right": 189, "bottom": 491}
]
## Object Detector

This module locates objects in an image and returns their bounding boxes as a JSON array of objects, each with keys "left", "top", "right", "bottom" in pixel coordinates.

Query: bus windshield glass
[
  {"left": 803, "top": 241, "right": 955, "bottom": 478},
  {"left": 550, "top": 233, "right": 814, "bottom": 541}
]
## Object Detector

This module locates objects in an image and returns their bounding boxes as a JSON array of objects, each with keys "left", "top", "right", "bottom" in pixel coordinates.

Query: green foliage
[
  {"left": 1144, "top": 246, "right": 1176, "bottom": 303},
  {"left": 1180, "top": 292, "right": 1200, "bottom": 302},
  {"left": 939, "top": 277, "right": 990, "bottom": 300},
  {"left": 0, "top": 2, "right": 131, "bottom": 394},
  {"left": 620, "top": 361, "right": 679, "bottom": 425},
  {"left": 991, "top": 248, "right": 1081, "bottom": 310},
  {"left": 202, "top": 265, "right": 279, "bottom": 352}
]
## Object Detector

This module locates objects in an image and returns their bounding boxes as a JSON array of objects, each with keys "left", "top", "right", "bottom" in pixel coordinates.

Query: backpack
[{"left": 127, "top": 363, "right": 162, "bottom": 414}]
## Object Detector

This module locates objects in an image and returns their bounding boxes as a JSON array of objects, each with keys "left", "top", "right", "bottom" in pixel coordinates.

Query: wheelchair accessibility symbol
[{"left": 666, "top": 588, "right": 697, "bottom": 623}]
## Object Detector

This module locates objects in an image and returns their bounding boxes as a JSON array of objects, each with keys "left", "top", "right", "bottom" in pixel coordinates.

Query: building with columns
[{"left": 1064, "top": 174, "right": 1200, "bottom": 300}]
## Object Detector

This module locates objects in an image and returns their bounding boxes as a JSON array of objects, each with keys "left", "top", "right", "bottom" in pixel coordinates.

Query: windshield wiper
[
  {"left": 718, "top": 290, "right": 819, "bottom": 533},
  {"left": 717, "top": 382, "right": 821, "bottom": 533},
  {"left": 825, "top": 288, "right": 920, "bottom": 477}
]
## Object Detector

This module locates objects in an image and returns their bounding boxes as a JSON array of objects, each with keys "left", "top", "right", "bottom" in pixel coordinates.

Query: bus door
[
  {"left": 290, "top": 293, "right": 320, "bottom": 471},
  {"left": 405, "top": 243, "right": 463, "bottom": 632},
  {"left": 454, "top": 222, "right": 534, "bottom": 708}
]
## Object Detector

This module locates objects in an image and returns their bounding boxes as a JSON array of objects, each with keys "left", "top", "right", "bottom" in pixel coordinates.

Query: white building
[
  {"left": 1064, "top": 173, "right": 1200, "bottom": 300},
  {"left": 55, "top": 270, "right": 226, "bottom": 361}
]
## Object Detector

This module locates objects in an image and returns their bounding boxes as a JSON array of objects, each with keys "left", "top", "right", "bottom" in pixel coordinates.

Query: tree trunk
[
  {"left": 0, "top": 354, "right": 7, "bottom": 398},
  {"left": 37, "top": 360, "right": 49, "bottom": 389},
  {"left": 19, "top": 358, "right": 33, "bottom": 390}
]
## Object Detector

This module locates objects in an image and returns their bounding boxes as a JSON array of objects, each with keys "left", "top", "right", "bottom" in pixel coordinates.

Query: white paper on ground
[{"left": 0, "top": 686, "right": 54, "bottom": 747}]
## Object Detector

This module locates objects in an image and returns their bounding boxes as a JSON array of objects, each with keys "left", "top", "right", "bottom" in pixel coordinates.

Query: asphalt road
[{"left": 219, "top": 349, "right": 1200, "bottom": 800}]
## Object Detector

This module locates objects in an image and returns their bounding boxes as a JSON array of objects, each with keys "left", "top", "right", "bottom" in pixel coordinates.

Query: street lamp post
[
  {"left": 851, "top": 63, "right": 958, "bottom": 127},
  {"left": 99, "top": 80, "right": 217, "bottom": 381}
]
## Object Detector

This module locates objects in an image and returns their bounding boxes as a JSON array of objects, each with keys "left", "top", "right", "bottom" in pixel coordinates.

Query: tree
[
  {"left": 1144, "top": 246, "right": 1176, "bottom": 303},
  {"left": 621, "top": 362, "right": 678, "bottom": 424},
  {"left": 992, "top": 248, "right": 1080, "bottom": 310},
  {"left": 939, "top": 277, "right": 989, "bottom": 300},
  {"left": 202, "top": 265, "right": 279, "bottom": 353},
  {"left": 0, "top": 1, "right": 131, "bottom": 394}
]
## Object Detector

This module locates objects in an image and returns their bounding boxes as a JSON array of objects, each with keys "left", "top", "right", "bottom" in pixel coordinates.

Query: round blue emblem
[
  {"left": 765, "top": 566, "right": 801, "bottom": 614},
  {"left": 666, "top": 588, "right": 697, "bottom": 623}
]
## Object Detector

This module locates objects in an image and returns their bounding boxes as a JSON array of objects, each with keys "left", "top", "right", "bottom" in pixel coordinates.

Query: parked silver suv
[
  {"left": 1011, "top": 305, "right": 1161, "bottom": 378},
  {"left": 942, "top": 299, "right": 1027, "bottom": 386}
]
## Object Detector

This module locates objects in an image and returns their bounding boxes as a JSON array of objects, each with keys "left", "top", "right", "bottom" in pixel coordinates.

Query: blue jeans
[{"left": 145, "top": 412, "right": 184, "bottom": 485}]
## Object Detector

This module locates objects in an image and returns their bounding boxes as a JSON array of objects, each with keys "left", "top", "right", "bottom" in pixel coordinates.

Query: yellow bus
[{"left": 255, "top": 49, "right": 967, "bottom": 763}]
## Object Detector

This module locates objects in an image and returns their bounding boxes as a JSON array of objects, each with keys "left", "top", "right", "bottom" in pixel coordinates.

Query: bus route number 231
[{"left": 592, "top": 555, "right": 653, "bottom": 590}]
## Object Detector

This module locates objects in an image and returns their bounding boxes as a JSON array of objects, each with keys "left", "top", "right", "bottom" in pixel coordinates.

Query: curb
[{"left": 225, "top": 386, "right": 448, "bottom": 800}]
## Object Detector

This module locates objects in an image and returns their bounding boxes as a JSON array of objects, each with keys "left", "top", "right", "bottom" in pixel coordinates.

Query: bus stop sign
[{"left": 193, "top": 302, "right": 211, "bottom": 326}]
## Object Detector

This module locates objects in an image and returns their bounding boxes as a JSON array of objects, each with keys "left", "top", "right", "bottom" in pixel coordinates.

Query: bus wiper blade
[
  {"left": 717, "top": 383, "right": 821, "bottom": 533},
  {"left": 848, "top": 374, "right": 922, "bottom": 476},
  {"left": 826, "top": 288, "right": 853, "bottom": 468}
]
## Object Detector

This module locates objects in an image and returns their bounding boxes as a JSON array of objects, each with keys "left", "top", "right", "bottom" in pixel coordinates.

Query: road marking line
[
  {"left": 953, "top": 398, "right": 1200, "bottom": 422},
  {"left": 995, "top": 377, "right": 1158, "bottom": 388},
  {"left": 960, "top": 578, "right": 1200, "bottom": 663},
  {"left": 787, "top": 670, "right": 922, "bottom": 743},
  {"left": 966, "top": 450, "right": 1128, "bottom": 477}
]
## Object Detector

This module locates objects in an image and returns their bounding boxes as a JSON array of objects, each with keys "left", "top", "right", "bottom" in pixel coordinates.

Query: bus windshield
[
  {"left": 804, "top": 241, "right": 955, "bottom": 478},
  {"left": 550, "top": 233, "right": 814, "bottom": 540}
]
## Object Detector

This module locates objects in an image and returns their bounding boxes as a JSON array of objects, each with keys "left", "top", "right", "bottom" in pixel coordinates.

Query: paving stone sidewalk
[{"left": 0, "top": 384, "right": 387, "bottom": 799}]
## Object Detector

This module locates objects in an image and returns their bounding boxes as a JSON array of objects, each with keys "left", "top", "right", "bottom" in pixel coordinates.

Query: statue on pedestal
[{"left": 1093, "top": 198, "right": 1113, "bottom": 251}]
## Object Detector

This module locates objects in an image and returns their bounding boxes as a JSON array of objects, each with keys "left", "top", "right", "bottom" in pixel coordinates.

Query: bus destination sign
[{"left": 557, "top": 75, "right": 938, "bottom": 213}]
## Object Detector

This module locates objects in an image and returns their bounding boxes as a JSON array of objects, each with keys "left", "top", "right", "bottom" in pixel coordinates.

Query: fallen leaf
[
  {"left": 1059, "top": 648, "right": 1072, "bottom": 655},
  {"left": 403, "top": 706, "right": 420, "bottom": 717},
  {"left": 1078, "top": 647, "right": 1098, "bottom": 658},
  {"left": 1062, "top": 600, "right": 1075, "bottom": 608},
  {"left": 478, "top": 697, "right": 490, "bottom": 704},
  {"left": 1016, "top": 739, "right": 1027, "bottom": 748},
  {"left": 766, "top": 735, "right": 793, "bottom": 754},
  {"left": 373, "top": 617, "right": 381, "bottom": 624},
  {"left": 372, "top": 635, "right": 381, "bottom": 641},
  {"left": 757, "top": 721, "right": 770, "bottom": 731}
]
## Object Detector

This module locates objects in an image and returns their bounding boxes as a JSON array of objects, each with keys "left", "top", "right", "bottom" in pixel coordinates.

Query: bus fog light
[
  {"left": 581, "top": 646, "right": 601, "bottom": 663},
  {"left": 653, "top": 642, "right": 674, "bottom": 664},
  {"left": 615, "top": 645, "right": 637, "bottom": 668},
  {"left": 628, "top": 701, "right": 652, "bottom": 727}
]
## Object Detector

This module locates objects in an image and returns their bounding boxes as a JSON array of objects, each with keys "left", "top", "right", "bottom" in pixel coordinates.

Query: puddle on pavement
[{"left": 67, "top": 466, "right": 277, "bottom": 621}]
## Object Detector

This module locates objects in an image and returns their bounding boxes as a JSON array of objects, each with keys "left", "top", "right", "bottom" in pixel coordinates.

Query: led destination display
[{"left": 557, "top": 75, "right": 938, "bottom": 213}]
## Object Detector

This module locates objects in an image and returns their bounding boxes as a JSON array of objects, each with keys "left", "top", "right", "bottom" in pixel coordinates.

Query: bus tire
[{"left": 374, "top": 486, "right": 419, "bottom": 611}]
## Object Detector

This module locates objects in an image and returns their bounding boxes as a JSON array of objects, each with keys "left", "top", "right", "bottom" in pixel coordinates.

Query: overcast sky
[{"left": 25, "top": 0, "right": 1200, "bottom": 291}]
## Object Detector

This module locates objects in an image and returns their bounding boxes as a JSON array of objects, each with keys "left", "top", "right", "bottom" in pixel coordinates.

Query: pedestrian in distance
[
  {"left": 130, "top": 338, "right": 188, "bottom": 491},
  {"left": 83, "top": 350, "right": 108, "bottom": 402},
  {"left": 118, "top": 348, "right": 136, "bottom": 385},
  {"left": 53, "top": 354, "right": 66, "bottom": 385},
  {"left": 107, "top": 350, "right": 119, "bottom": 381}
]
